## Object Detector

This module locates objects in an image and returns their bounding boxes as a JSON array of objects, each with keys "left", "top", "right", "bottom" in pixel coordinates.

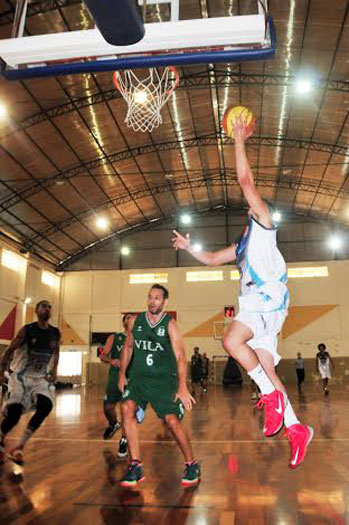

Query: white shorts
[
  {"left": 2, "top": 372, "right": 55, "bottom": 415},
  {"left": 319, "top": 366, "right": 331, "bottom": 379},
  {"left": 235, "top": 296, "right": 287, "bottom": 366}
]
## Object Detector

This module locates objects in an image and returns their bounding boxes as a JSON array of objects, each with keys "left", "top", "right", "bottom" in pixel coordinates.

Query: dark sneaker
[
  {"left": 182, "top": 461, "right": 201, "bottom": 487},
  {"left": 118, "top": 437, "right": 128, "bottom": 458},
  {"left": 8, "top": 448, "right": 24, "bottom": 466},
  {"left": 119, "top": 461, "right": 145, "bottom": 487},
  {"left": 103, "top": 421, "right": 121, "bottom": 440},
  {"left": 136, "top": 406, "right": 145, "bottom": 424}
]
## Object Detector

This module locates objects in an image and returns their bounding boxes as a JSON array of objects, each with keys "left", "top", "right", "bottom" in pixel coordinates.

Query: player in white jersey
[
  {"left": 0, "top": 300, "right": 60, "bottom": 465},
  {"left": 316, "top": 343, "right": 334, "bottom": 394},
  {"left": 172, "top": 119, "right": 313, "bottom": 469}
]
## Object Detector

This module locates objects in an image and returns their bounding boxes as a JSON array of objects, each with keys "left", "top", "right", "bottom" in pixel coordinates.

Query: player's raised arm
[
  {"left": 171, "top": 230, "right": 236, "bottom": 266},
  {"left": 168, "top": 319, "right": 195, "bottom": 411},
  {"left": 234, "top": 120, "right": 273, "bottom": 228}
]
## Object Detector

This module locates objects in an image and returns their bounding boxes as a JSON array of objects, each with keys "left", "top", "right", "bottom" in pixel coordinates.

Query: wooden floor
[{"left": 1, "top": 383, "right": 348, "bottom": 525}]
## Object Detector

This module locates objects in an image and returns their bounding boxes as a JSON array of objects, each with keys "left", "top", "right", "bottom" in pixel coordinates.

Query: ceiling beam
[
  {"left": 0, "top": 0, "right": 82, "bottom": 26},
  {"left": 56, "top": 199, "right": 349, "bottom": 271},
  {"left": 1, "top": 134, "right": 349, "bottom": 212},
  {"left": 1, "top": 72, "right": 348, "bottom": 142},
  {"left": 27, "top": 172, "right": 349, "bottom": 251}
]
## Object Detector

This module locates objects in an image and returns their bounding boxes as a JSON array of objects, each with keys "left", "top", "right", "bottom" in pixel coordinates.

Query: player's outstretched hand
[
  {"left": 234, "top": 115, "right": 254, "bottom": 142},
  {"left": 172, "top": 230, "right": 191, "bottom": 250},
  {"left": 175, "top": 386, "right": 196, "bottom": 411}
]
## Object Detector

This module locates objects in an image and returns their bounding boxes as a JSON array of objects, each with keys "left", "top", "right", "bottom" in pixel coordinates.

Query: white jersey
[{"left": 235, "top": 217, "right": 289, "bottom": 314}]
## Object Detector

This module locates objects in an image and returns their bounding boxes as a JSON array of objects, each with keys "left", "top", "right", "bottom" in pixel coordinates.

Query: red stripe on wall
[{"left": 0, "top": 305, "right": 17, "bottom": 340}]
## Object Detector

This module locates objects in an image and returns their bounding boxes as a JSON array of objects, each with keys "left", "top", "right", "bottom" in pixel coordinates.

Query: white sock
[
  {"left": 283, "top": 400, "right": 300, "bottom": 428},
  {"left": 247, "top": 364, "right": 275, "bottom": 395}
]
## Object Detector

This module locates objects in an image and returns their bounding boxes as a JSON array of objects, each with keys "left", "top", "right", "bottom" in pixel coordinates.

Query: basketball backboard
[{"left": 0, "top": 0, "right": 276, "bottom": 80}]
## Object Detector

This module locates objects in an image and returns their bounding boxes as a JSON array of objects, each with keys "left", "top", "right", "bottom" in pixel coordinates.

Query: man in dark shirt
[
  {"left": 295, "top": 352, "right": 305, "bottom": 392},
  {"left": 202, "top": 352, "right": 210, "bottom": 393},
  {"left": 190, "top": 347, "right": 204, "bottom": 394},
  {"left": 0, "top": 300, "right": 60, "bottom": 465}
]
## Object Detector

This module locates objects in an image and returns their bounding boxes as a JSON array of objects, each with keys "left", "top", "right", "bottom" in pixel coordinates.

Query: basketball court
[{"left": 0, "top": 1, "right": 348, "bottom": 523}]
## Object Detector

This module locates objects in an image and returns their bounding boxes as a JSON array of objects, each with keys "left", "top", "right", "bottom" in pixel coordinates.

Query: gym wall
[{"left": 60, "top": 260, "right": 349, "bottom": 385}]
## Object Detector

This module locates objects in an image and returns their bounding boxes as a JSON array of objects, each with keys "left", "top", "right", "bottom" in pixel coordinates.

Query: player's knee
[
  {"left": 5, "top": 403, "right": 22, "bottom": 425},
  {"left": 103, "top": 402, "right": 114, "bottom": 414},
  {"left": 37, "top": 394, "right": 53, "bottom": 417},
  {"left": 122, "top": 401, "right": 136, "bottom": 420},
  {"left": 0, "top": 403, "right": 23, "bottom": 434},
  {"left": 164, "top": 414, "right": 180, "bottom": 431},
  {"left": 28, "top": 396, "right": 53, "bottom": 431},
  {"left": 222, "top": 331, "right": 239, "bottom": 357}
]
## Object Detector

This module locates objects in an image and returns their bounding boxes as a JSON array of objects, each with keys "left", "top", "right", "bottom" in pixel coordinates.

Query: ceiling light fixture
[
  {"left": 180, "top": 214, "right": 191, "bottom": 225},
  {"left": 96, "top": 217, "right": 109, "bottom": 230},
  {"left": 328, "top": 235, "right": 342, "bottom": 250},
  {"left": 295, "top": 78, "right": 313, "bottom": 94},
  {"left": 121, "top": 246, "right": 130, "bottom": 256},
  {"left": 272, "top": 211, "right": 282, "bottom": 222}
]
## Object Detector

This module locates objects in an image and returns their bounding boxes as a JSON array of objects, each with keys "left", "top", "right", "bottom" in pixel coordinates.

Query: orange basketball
[{"left": 222, "top": 106, "right": 255, "bottom": 139}]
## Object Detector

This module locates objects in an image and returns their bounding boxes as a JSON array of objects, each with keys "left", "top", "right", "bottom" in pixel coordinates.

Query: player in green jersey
[
  {"left": 118, "top": 284, "right": 200, "bottom": 488},
  {"left": 100, "top": 313, "right": 133, "bottom": 457}
]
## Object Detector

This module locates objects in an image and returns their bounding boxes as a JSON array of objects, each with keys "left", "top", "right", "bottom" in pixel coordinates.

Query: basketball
[{"left": 222, "top": 105, "right": 255, "bottom": 139}]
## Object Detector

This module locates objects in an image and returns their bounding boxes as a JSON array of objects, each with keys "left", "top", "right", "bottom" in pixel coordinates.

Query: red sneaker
[
  {"left": 256, "top": 390, "right": 286, "bottom": 437},
  {"left": 285, "top": 424, "right": 313, "bottom": 469}
]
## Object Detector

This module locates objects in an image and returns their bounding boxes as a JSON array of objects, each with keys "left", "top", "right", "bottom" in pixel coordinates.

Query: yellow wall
[
  {"left": 0, "top": 241, "right": 61, "bottom": 343},
  {"left": 61, "top": 260, "right": 347, "bottom": 363}
]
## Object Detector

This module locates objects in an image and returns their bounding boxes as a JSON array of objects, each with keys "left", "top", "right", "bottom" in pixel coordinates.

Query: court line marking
[
  {"left": 5, "top": 437, "right": 349, "bottom": 444},
  {"left": 74, "top": 502, "right": 214, "bottom": 510}
]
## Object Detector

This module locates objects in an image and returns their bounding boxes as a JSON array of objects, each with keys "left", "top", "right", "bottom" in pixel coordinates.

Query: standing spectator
[
  {"left": 316, "top": 344, "right": 334, "bottom": 395},
  {"left": 202, "top": 353, "right": 210, "bottom": 393},
  {"left": 295, "top": 352, "right": 305, "bottom": 392},
  {"left": 191, "top": 347, "right": 204, "bottom": 394}
]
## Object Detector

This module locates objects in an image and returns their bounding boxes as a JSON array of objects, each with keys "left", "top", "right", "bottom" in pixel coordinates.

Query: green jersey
[
  {"left": 108, "top": 332, "right": 126, "bottom": 376},
  {"left": 129, "top": 312, "right": 178, "bottom": 381}
]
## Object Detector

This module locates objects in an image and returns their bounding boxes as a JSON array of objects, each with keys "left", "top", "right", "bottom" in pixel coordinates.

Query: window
[
  {"left": 1, "top": 249, "right": 20, "bottom": 271},
  {"left": 129, "top": 273, "right": 168, "bottom": 284},
  {"left": 186, "top": 270, "right": 223, "bottom": 282},
  {"left": 42, "top": 270, "right": 59, "bottom": 287},
  {"left": 57, "top": 351, "right": 82, "bottom": 376},
  {"left": 230, "top": 270, "right": 240, "bottom": 280},
  {"left": 287, "top": 266, "right": 328, "bottom": 278}
]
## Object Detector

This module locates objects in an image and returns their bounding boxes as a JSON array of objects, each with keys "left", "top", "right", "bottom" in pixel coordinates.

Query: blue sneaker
[{"left": 136, "top": 406, "right": 145, "bottom": 424}]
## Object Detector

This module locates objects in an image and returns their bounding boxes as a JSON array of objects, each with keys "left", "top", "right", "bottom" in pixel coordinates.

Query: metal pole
[{"left": 11, "top": 0, "right": 28, "bottom": 39}]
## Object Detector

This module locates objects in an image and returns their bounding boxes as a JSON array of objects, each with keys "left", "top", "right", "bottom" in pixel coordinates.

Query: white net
[{"left": 113, "top": 67, "right": 179, "bottom": 133}]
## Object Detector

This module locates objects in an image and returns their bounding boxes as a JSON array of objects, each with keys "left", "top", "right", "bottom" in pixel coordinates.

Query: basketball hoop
[{"left": 113, "top": 66, "right": 179, "bottom": 133}]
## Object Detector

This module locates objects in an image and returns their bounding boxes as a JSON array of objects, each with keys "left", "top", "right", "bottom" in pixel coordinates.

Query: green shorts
[
  {"left": 104, "top": 371, "right": 122, "bottom": 404},
  {"left": 122, "top": 376, "right": 184, "bottom": 420}
]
